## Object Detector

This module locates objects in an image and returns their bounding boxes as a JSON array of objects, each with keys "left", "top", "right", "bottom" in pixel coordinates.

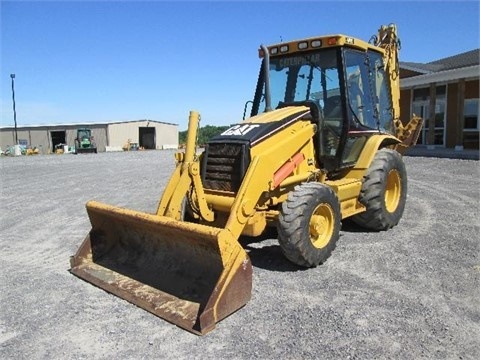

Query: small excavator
[{"left": 70, "top": 24, "right": 422, "bottom": 335}]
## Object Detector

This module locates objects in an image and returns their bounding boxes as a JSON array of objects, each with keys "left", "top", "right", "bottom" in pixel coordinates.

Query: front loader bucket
[{"left": 70, "top": 201, "right": 252, "bottom": 335}]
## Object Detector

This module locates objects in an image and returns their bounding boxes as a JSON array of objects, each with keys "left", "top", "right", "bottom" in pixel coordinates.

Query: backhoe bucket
[{"left": 70, "top": 201, "right": 252, "bottom": 335}]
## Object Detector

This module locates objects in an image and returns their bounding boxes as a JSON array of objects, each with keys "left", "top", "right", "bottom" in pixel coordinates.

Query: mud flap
[{"left": 70, "top": 201, "right": 252, "bottom": 335}]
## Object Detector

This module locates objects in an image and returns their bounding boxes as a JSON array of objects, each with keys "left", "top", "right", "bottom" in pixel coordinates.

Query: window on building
[
  {"left": 412, "top": 85, "right": 447, "bottom": 146},
  {"left": 413, "top": 86, "right": 446, "bottom": 101},
  {"left": 413, "top": 87, "right": 429, "bottom": 101},
  {"left": 464, "top": 99, "right": 479, "bottom": 130}
]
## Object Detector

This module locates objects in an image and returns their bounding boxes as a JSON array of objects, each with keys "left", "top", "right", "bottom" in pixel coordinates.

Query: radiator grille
[{"left": 202, "top": 143, "right": 248, "bottom": 192}]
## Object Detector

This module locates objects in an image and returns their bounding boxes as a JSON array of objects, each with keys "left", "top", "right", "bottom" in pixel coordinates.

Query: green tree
[{"left": 179, "top": 125, "right": 230, "bottom": 146}]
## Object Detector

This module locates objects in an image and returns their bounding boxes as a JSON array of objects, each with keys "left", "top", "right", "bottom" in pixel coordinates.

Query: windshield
[
  {"left": 78, "top": 130, "right": 91, "bottom": 139},
  {"left": 259, "top": 49, "right": 342, "bottom": 113}
]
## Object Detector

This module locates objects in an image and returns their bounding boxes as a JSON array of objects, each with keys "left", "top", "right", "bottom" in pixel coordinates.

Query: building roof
[
  {"left": 400, "top": 48, "right": 480, "bottom": 88},
  {"left": 428, "top": 49, "right": 480, "bottom": 70},
  {"left": 0, "top": 119, "right": 177, "bottom": 130},
  {"left": 400, "top": 49, "right": 480, "bottom": 74},
  {"left": 399, "top": 62, "right": 443, "bottom": 74}
]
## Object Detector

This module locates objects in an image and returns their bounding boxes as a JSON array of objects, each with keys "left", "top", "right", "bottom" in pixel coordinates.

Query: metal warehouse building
[{"left": 0, "top": 119, "right": 178, "bottom": 153}]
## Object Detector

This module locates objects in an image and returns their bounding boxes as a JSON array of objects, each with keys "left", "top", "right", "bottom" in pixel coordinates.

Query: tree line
[{"left": 178, "top": 125, "right": 230, "bottom": 146}]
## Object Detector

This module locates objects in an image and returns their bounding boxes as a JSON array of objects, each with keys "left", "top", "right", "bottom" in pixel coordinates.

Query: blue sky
[{"left": 1, "top": 1, "right": 479, "bottom": 130}]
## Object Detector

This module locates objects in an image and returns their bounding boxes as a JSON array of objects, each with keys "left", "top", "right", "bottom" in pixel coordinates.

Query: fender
[{"left": 345, "top": 133, "right": 400, "bottom": 179}]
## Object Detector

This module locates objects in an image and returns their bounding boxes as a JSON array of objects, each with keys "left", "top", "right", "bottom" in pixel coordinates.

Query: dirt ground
[{"left": 1, "top": 151, "right": 479, "bottom": 359}]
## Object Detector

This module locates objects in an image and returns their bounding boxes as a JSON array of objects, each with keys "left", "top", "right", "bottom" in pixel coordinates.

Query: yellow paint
[
  {"left": 309, "top": 203, "right": 335, "bottom": 249},
  {"left": 385, "top": 169, "right": 401, "bottom": 213}
]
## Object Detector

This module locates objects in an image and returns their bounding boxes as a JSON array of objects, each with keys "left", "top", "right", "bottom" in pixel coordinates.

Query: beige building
[{"left": 0, "top": 119, "right": 178, "bottom": 153}]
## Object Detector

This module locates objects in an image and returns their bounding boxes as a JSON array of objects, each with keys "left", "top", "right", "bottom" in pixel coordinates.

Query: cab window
[
  {"left": 368, "top": 50, "right": 394, "bottom": 134},
  {"left": 344, "top": 50, "right": 377, "bottom": 129}
]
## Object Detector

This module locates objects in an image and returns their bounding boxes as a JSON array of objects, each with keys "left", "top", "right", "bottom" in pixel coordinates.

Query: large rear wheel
[
  {"left": 277, "top": 183, "right": 341, "bottom": 267},
  {"left": 351, "top": 148, "right": 407, "bottom": 230}
]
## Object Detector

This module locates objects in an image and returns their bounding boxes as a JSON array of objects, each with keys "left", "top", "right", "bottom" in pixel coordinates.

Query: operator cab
[{"left": 250, "top": 36, "right": 395, "bottom": 174}]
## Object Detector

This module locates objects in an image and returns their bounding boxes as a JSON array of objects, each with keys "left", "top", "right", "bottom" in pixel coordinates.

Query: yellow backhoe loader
[{"left": 70, "top": 24, "right": 423, "bottom": 335}]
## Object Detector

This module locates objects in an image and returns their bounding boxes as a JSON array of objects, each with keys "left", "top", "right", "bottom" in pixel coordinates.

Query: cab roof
[{"left": 260, "top": 34, "right": 384, "bottom": 58}]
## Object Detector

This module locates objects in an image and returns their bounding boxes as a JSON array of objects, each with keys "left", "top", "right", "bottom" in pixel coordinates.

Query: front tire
[
  {"left": 351, "top": 148, "right": 407, "bottom": 230},
  {"left": 277, "top": 183, "right": 341, "bottom": 267},
  {"left": 181, "top": 194, "right": 198, "bottom": 223}
]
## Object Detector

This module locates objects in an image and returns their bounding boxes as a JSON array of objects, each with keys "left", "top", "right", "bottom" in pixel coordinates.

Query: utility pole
[{"left": 10, "top": 74, "right": 18, "bottom": 144}]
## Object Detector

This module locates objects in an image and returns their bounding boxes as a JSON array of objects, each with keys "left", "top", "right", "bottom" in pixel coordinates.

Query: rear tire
[
  {"left": 277, "top": 183, "right": 341, "bottom": 267},
  {"left": 351, "top": 148, "right": 407, "bottom": 230}
]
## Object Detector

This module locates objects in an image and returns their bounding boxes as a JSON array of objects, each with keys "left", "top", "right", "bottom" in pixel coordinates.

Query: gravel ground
[{"left": 1, "top": 151, "right": 479, "bottom": 359}]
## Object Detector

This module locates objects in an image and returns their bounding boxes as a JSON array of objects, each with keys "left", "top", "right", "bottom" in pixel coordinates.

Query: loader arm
[{"left": 156, "top": 111, "right": 214, "bottom": 222}]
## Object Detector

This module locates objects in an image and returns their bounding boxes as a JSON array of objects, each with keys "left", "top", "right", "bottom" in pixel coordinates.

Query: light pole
[{"left": 10, "top": 73, "right": 18, "bottom": 144}]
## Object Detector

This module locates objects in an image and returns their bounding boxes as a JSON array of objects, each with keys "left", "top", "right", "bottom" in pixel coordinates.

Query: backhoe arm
[
  {"left": 375, "top": 24, "right": 401, "bottom": 122},
  {"left": 375, "top": 24, "right": 423, "bottom": 152}
]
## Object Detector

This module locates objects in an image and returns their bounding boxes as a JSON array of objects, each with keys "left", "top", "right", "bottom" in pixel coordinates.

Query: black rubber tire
[
  {"left": 351, "top": 148, "right": 407, "bottom": 231},
  {"left": 277, "top": 183, "right": 341, "bottom": 267},
  {"left": 180, "top": 195, "right": 198, "bottom": 222}
]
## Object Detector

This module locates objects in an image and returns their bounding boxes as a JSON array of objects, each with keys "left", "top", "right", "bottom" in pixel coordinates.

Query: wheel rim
[
  {"left": 309, "top": 203, "right": 335, "bottom": 249},
  {"left": 385, "top": 169, "right": 401, "bottom": 213}
]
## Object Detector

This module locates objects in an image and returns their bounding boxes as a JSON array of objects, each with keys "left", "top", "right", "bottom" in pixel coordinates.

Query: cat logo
[{"left": 220, "top": 124, "right": 260, "bottom": 136}]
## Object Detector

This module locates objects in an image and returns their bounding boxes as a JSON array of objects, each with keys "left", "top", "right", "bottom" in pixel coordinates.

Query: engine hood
[{"left": 209, "top": 106, "right": 310, "bottom": 146}]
